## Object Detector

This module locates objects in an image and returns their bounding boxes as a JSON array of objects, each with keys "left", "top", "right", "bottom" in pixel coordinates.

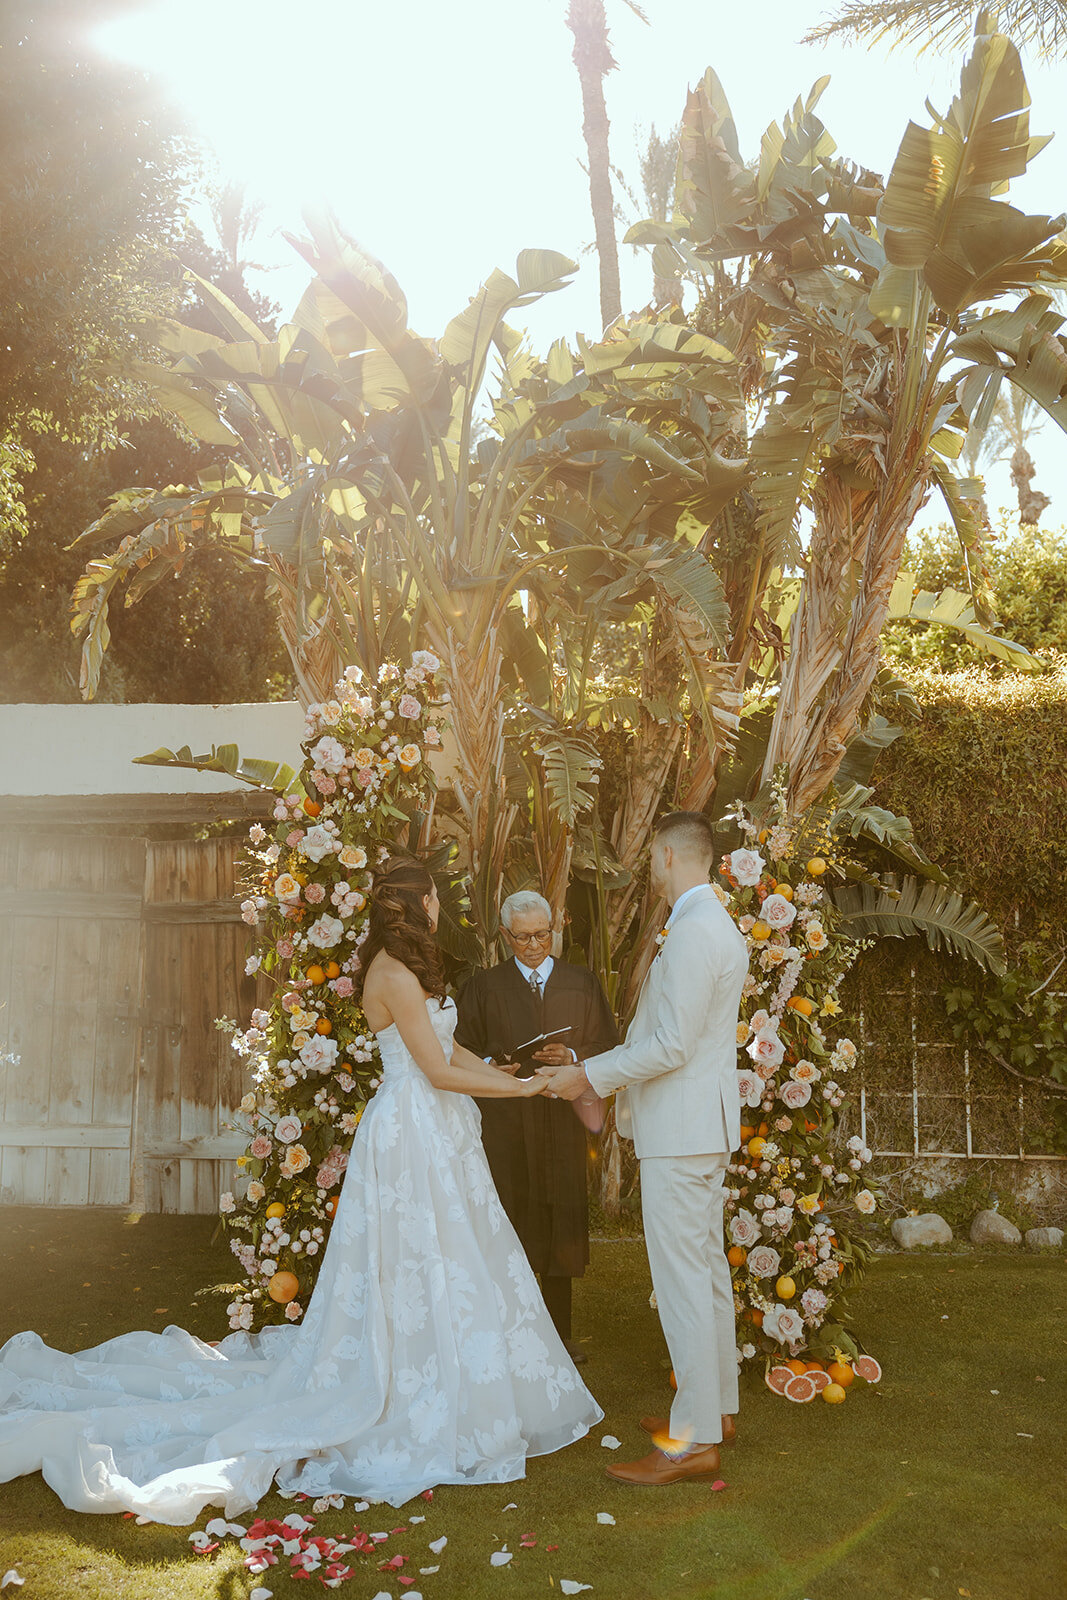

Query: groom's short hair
[{"left": 654, "top": 810, "right": 715, "bottom": 863}]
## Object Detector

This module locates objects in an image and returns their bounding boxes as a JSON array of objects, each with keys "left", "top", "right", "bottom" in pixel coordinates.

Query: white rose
[
  {"left": 307, "top": 914, "right": 345, "bottom": 950},
  {"left": 338, "top": 844, "right": 367, "bottom": 870},
  {"left": 780, "top": 1079, "right": 812, "bottom": 1109},
  {"left": 728, "top": 1209, "right": 760, "bottom": 1248},
  {"left": 855, "top": 1188, "right": 877, "bottom": 1214},
  {"left": 747, "top": 1027, "right": 785, "bottom": 1069},
  {"left": 245, "top": 1180, "right": 265, "bottom": 1204},
  {"left": 760, "top": 893, "right": 797, "bottom": 931},
  {"left": 728, "top": 848, "right": 765, "bottom": 887},
  {"left": 309, "top": 735, "right": 347, "bottom": 774},
  {"left": 299, "top": 1035, "right": 339, "bottom": 1074},
  {"left": 736, "top": 1070, "right": 764, "bottom": 1109},
  {"left": 300, "top": 825, "right": 338, "bottom": 863},
  {"left": 274, "top": 1114, "right": 303, "bottom": 1144},
  {"left": 219, "top": 1191, "right": 235, "bottom": 1214},
  {"left": 764, "top": 1303, "right": 804, "bottom": 1344}
]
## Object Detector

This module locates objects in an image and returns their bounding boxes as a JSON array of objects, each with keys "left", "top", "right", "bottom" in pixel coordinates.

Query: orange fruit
[
  {"left": 806, "top": 857, "right": 827, "bottom": 876},
  {"left": 265, "top": 1202, "right": 285, "bottom": 1219},
  {"left": 785, "top": 1359, "right": 807, "bottom": 1375},
  {"left": 804, "top": 1360, "right": 824, "bottom": 1372},
  {"left": 306, "top": 964, "right": 326, "bottom": 985},
  {"left": 750, "top": 921, "right": 771, "bottom": 942},
  {"left": 776, "top": 1276, "right": 797, "bottom": 1300},
  {"left": 747, "top": 1309, "right": 764, "bottom": 1328},
  {"left": 267, "top": 1270, "right": 299, "bottom": 1304},
  {"left": 325, "top": 961, "right": 341, "bottom": 979},
  {"left": 827, "top": 1361, "right": 854, "bottom": 1388},
  {"left": 324, "top": 1195, "right": 339, "bottom": 1219},
  {"left": 758, "top": 1121, "right": 769, "bottom": 1136},
  {"left": 821, "top": 1382, "right": 847, "bottom": 1404},
  {"left": 758, "top": 829, "right": 769, "bottom": 843},
  {"left": 315, "top": 1017, "right": 332, "bottom": 1035},
  {"left": 303, "top": 799, "right": 321, "bottom": 817},
  {"left": 775, "top": 883, "right": 794, "bottom": 901},
  {"left": 747, "top": 1136, "right": 767, "bottom": 1158},
  {"left": 807, "top": 1368, "right": 832, "bottom": 1393},
  {"left": 853, "top": 1355, "right": 882, "bottom": 1383},
  {"left": 739, "top": 1125, "right": 756, "bottom": 1142},
  {"left": 787, "top": 996, "right": 814, "bottom": 1017},
  {"left": 727, "top": 1245, "right": 747, "bottom": 1267}
]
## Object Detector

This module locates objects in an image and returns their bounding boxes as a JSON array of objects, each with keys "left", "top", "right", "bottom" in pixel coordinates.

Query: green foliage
[
  {"left": 884, "top": 520, "right": 1067, "bottom": 670},
  {"left": 872, "top": 657, "right": 1067, "bottom": 951},
  {"left": 896, "top": 1167, "right": 1039, "bottom": 1236}
]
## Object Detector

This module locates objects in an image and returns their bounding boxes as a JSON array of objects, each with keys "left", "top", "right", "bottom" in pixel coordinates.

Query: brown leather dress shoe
[
  {"left": 606, "top": 1443, "right": 722, "bottom": 1486},
  {"left": 640, "top": 1413, "right": 736, "bottom": 1446}
]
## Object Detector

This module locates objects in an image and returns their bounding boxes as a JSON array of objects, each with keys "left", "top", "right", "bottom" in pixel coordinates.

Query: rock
[
  {"left": 970, "top": 1209, "right": 1022, "bottom": 1246},
  {"left": 1024, "top": 1226, "right": 1064, "bottom": 1250},
  {"left": 891, "top": 1213, "right": 953, "bottom": 1249}
]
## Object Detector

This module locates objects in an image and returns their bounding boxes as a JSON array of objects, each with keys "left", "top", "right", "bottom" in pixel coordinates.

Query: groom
[{"left": 538, "top": 811, "right": 748, "bottom": 1485}]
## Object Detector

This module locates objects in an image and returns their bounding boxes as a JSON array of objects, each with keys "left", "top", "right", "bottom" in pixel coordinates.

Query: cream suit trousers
[{"left": 640, "top": 1152, "right": 738, "bottom": 1446}]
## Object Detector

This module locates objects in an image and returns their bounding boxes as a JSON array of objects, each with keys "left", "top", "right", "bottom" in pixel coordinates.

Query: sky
[{"left": 93, "top": 0, "right": 1067, "bottom": 531}]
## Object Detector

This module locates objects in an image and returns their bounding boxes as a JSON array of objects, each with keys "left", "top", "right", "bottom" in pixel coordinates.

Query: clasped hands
[{"left": 494, "top": 1042, "right": 590, "bottom": 1100}]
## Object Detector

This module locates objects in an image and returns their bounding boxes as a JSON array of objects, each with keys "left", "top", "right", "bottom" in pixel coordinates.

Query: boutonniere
[{"left": 654, "top": 925, "right": 670, "bottom": 952}]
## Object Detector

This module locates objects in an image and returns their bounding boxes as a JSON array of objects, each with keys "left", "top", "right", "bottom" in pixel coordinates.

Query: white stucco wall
[{"left": 1, "top": 702, "right": 305, "bottom": 795}]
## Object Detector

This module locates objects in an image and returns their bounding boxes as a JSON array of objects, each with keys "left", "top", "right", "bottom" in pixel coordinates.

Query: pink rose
[
  {"left": 286, "top": 830, "right": 303, "bottom": 847},
  {"left": 761, "top": 893, "right": 797, "bottom": 931},
  {"left": 398, "top": 694, "right": 422, "bottom": 719},
  {"left": 747, "top": 1244, "right": 782, "bottom": 1279},
  {"left": 274, "top": 1114, "right": 303, "bottom": 1144},
  {"left": 305, "top": 882, "right": 326, "bottom": 903},
  {"left": 355, "top": 767, "right": 375, "bottom": 789},
  {"left": 728, "top": 1209, "right": 759, "bottom": 1247},
  {"left": 747, "top": 1028, "right": 785, "bottom": 1069},
  {"left": 780, "top": 1079, "right": 812, "bottom": 1109},
  {"left": 736, "top": 1069, "right": 763, "bottom": 1109},
  {"left": 250, "top": 1134, "right": 273, "bottom": 1160},
  {"left": 275, "top": 938, "right": 294, "bottom": 960},
  {"left": 774, "top": 1115, "right": 793, "bottom": 1133},
  {"left": 312, "top": 771, "right": 337, "bottom": 795},
  {"left": 330, "top": 975, "right": 355, "bottom": 998}
]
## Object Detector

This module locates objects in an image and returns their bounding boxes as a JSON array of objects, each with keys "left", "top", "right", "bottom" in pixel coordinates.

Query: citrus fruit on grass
[
  {"left": 853, "top": 1355, "right": 882, "bottom": 1383},
  {"left": 821, "top": 1382, "right": 847, "bottom": 1404},
  {"left": 739, "top": 1124, "right": 756, "bottom": 1141},
  {"left": 268, "top": 1270, "right": 299, "bottom": 1304},
  {"left": 766, "top": 1366, "right": 794, "bottom": 1395},
  {"left": 784, "top": 1372, "right": 818, "bottom": 1403},
  {"left": 669, "top": 1369, "right": 677, "bottom": 1391},
  {"left": 806, "top": 1368, "right": 832, "bottom": 1392},
  {"left": 827, "top": 1360, "right": 854, "bottom": 1387},
  {"left": 785, "top": 1359, "right": 807, "bottom": 1376}
]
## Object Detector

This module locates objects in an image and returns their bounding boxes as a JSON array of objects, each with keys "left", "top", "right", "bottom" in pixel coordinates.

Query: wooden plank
[
  {"left": 142, "top": 842, "right": 185, "bottom": 1214},
  {"left": 0, "top": 794, "right": 275, "bottom": 828},
  {"left": 0, "top": 890, "right": 142, "bottom": 920},
  {"left": 178, "top": 842, "right": 223, "bottom": 1214},
  {"left": 215, "top": 838, "right": 255, "bottom": 1210},
  {"left": 43, "top": 917, "right": 99, "bottom": 1205},
  {"left": 0, "top": 1126, "right": 130, "bottom": 1148},
  {"left": 89, "top": 908, "right": 143, "bottom": 1206},
  {"left": 2, "top": 904, "right": 59, "bottom": 1202},
  {"left": 145, "top": 1134, "right": 247, "bottom": 1159}
]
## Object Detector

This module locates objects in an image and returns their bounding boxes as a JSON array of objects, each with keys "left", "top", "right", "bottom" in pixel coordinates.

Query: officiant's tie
[{"left": 528, "top": 969, "right": 544, "bottom": 1022}]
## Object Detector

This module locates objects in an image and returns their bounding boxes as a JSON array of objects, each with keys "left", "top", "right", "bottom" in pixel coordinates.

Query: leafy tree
[{"left": 806, "top": 0, "right": 1067, "bottom": 58}]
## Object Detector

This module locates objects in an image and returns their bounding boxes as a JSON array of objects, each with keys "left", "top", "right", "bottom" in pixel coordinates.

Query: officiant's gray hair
[{"left": 500, "top": 890, "right": 552, "bottom": 930}]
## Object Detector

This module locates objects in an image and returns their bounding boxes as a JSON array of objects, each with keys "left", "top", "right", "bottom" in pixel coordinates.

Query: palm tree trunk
[{"left": 566, "top": 0, "right": 622, "bottom": 329}]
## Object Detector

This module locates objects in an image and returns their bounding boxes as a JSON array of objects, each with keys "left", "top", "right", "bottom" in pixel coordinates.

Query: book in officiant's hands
[{"left": 505, "top": 1025, "right": 573, "bottom": 1076}]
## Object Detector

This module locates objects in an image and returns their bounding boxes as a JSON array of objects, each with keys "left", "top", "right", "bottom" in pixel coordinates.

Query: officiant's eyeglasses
[{"left": 508, "top": 929, "right": 552, "bottom": 946}]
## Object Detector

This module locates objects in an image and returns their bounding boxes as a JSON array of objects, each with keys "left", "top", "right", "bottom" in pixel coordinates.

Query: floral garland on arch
[
  {"left": 716, "top": 788, "right": 884, "bottom": 1403},
  {"left": 212, "top": 653, "right": 447, "bottom": 1332}
]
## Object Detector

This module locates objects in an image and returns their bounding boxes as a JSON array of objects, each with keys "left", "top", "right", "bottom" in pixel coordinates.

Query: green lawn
[{"left": 0, "top": 1208, "right": 1064, "bottom": 1600}]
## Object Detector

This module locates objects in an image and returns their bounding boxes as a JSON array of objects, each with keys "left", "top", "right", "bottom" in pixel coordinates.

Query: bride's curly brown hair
[{"left": 353, "top": 856, "right": 446, "bottom": 1005}]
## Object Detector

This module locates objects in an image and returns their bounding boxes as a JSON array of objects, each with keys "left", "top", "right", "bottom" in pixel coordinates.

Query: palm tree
[
  {"left": 565, "top": 0, "right": 649, "bottom": 328},
  {"left": 994, "top": 389, "right": 1052, "bottom": 524},
  {"left": 806, "top": 1, "right": 1067, "bottom": 58}
]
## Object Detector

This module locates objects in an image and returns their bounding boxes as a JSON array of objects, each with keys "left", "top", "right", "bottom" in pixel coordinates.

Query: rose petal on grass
[
  {"left": 560, "top": 1582, "right": 593, "bottom": 1595},
  {"left": 353, "top": 1500, "right": 371, "bottom": 1512},
  {"left": 490, "top": 1546, "right": 513, "bottom": 1566},
  {"left": 596, "top": 1513, "right": 615, "bottom": 1525},
  {"left": 249, "top": 1589, "right": 273, "bottom": 1600},
  {"left": 711, "top": 1479, "right": 727, "bottom": 1492},
  {"left": 428, "top": 1536, "right": 447, "bottom": 1554},
  {"left": 600, "top": 1435, "right": 621, "bottom": 1449},
  {"left": 419, "top": 1566, "right": 440, "bottom": 1575},
  {"left": 134, "top": 1515, "right": 153, "bottom": 1525},
  {"left": 1, "top": 1575, "right": 24, "bottom": 1591},
  {"left": 409, "top": 1515, "right": 425, "bottom": 1524},
  {"left": 501, "top": 1502, "right": 517, "bottom": 1511}
]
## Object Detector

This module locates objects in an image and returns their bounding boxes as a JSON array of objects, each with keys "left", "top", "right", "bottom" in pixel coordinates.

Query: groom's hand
[{"left": 535, "top": 1061, "right": 588, "bottom": 1101}]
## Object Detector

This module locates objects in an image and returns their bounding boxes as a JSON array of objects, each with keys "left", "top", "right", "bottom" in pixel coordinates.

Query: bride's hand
[{"left": 515, "top": 1072, "right": 548, "bottom": 1097}]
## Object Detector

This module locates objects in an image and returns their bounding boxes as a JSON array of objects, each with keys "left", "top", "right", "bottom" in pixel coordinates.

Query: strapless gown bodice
[{"left": 0, "top": 996, "right": 602, "bottom": 1522}]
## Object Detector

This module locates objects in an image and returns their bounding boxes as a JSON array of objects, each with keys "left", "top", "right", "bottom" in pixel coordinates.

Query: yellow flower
[
  {"left": 398, "top": 743, "right": 421, "bottom": 770},
  {"left": 820, "top": 994, "right": 842, "bottom": 1017},
  {"left": 797, "top": 1193, "right": 821, "bottom": 1214}
]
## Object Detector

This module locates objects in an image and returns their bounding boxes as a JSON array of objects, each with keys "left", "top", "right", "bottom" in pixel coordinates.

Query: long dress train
[{"left": 0, "top": 997, "right": 603, "bottom": 1523}]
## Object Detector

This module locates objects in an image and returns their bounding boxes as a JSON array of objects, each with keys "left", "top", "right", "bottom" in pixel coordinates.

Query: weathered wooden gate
[{"left": 0, "top": 799, "right": 266, "bottom": 1212}]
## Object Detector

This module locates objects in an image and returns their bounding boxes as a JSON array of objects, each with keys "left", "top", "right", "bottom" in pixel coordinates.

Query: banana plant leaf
[
  {"left": 829, "top": 875, "right": 1005, "bottom": 973},
  {"left": 133, "top": 745, "right": 301, "bottom": 794}
]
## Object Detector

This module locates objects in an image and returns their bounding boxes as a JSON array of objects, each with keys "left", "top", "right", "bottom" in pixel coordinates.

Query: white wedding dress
[{"left": 0, "top": 997, "right": 602, "bottom": 1524}]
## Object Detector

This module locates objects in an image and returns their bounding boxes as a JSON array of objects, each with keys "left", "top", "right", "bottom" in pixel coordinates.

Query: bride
[{"left": 0, "top": 857, "right": 603, "bottom": 1523}]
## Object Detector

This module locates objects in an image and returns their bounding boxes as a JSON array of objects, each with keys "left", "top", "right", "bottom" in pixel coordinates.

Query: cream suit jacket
[{"left": 583, "top": 884, "right": 749, "bottom": 1159}]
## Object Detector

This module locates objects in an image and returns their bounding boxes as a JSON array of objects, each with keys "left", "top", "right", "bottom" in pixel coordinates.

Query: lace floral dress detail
[{"left": 0, "top": 997, "right": 602, "bottom": 1523}]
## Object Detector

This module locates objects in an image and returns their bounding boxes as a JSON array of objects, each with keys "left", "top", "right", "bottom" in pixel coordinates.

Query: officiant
[{"left": 455, "top": 890, "right": 618, "bottom": 1362}]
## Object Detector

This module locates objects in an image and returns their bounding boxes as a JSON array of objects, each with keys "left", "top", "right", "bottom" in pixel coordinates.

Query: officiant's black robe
[{"left": 455, "top": 959, "right": 619, "bottom": 1282}]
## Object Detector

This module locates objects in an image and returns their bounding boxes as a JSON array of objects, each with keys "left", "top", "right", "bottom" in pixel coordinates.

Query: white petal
[
  {"left": 490, "top": 1550, "right": 513, "bottom": 1567},
  {"left": 250, "top": 1590, "right": 273, "bottom": 1600},
  {"left": 596, "top": 1512, "right": 616, "bottom": 1524},
  {"left": 134, "top": 1515, "right": 153, "bottom": 1526},
  {"left": 501, "top": 1501, "right": 518, "bottom": 1510},
  {"left": 428, "top": 1535, "right": 448, "bottom": 1553},
  {"left": 352, "top": 1500, "right": 371, "bottom": 1512},
  {"left": 600, "top": 1434, "right": 622, "bottom": 1449},
  {"left": 560, "top": 1584, "right": 593, "bottom": 1595},
  {"left": 409, "top": 1514, "right": 425, "bottom": 1524},
  {"left": 1, "top": 1576, "right": 24, "bottom": 1592},
  {"left": 420, "top": 1566, "right": 441, "bottom": 1574}
]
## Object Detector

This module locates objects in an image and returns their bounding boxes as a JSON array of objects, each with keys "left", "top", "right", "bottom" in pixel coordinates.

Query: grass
[{"left": 0, "top": 1209, "right": 1065, "bottom": 1600}]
